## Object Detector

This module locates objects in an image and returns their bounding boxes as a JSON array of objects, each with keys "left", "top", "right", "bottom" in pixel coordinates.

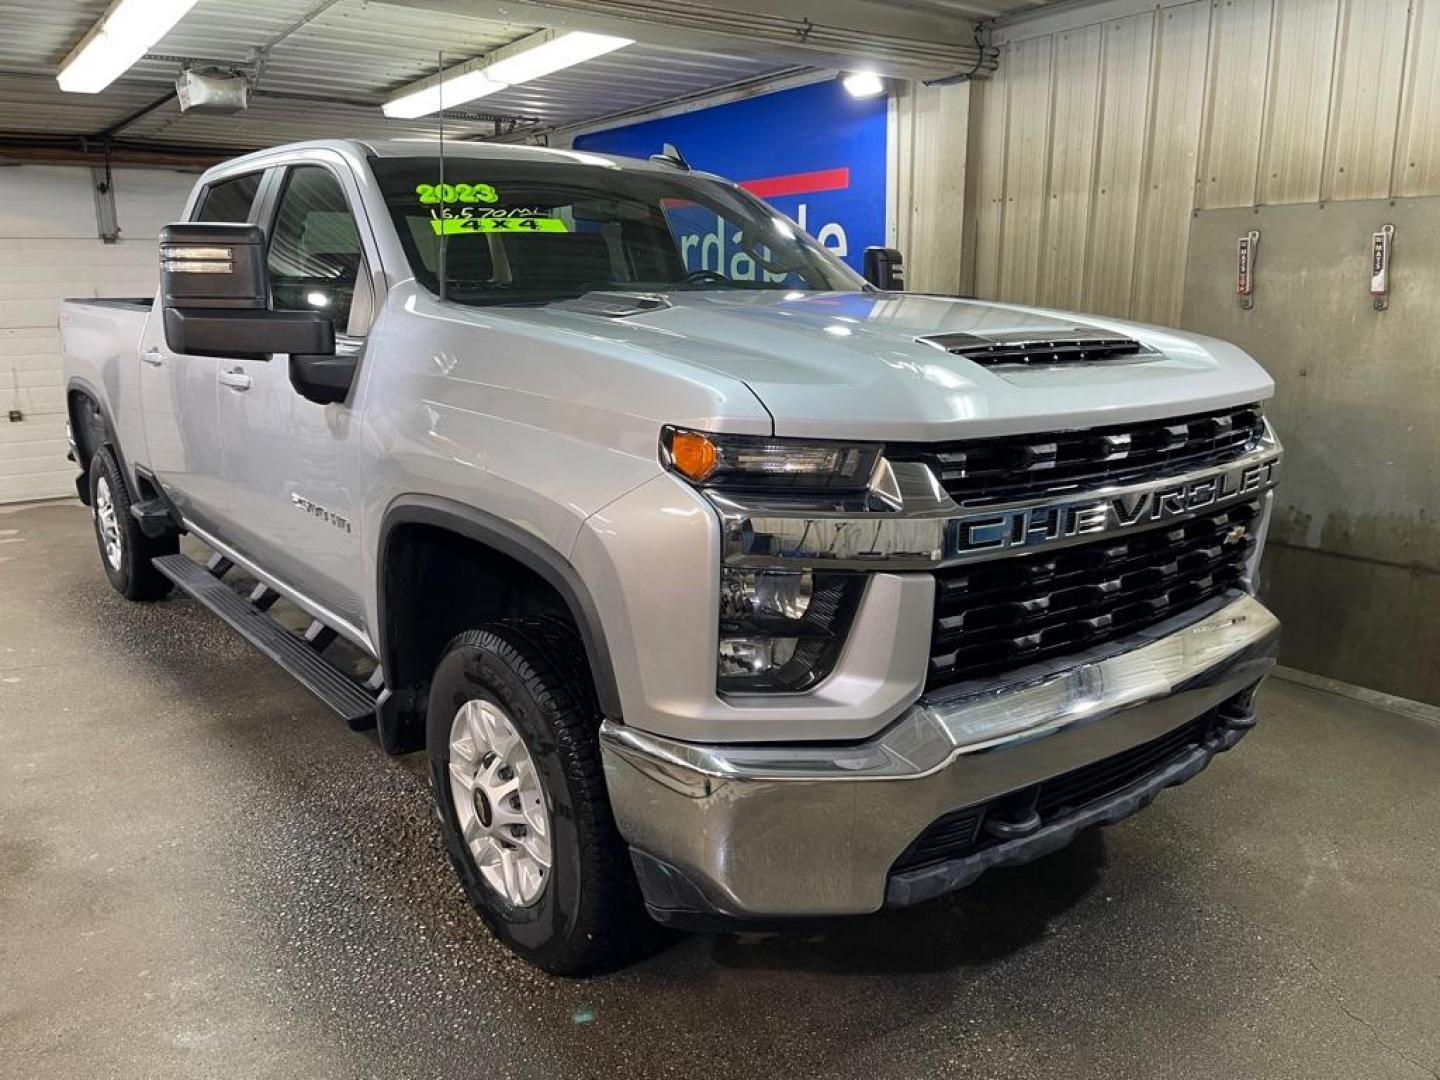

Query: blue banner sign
[{"left": 573, "top": 79, "right": 887, "bottom": 273}]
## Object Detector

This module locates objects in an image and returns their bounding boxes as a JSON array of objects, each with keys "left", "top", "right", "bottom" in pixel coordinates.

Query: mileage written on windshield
[{"left": 416, "top": 182, "right": 570, "bottom": 234}]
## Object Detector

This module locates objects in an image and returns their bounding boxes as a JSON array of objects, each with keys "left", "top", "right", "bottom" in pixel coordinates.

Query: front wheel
[
  {"left": 427, "top": 618, "right": 651, "bottom": 974},
  {"left": 88, "top": 448, "right": 176, "bottom": 601}
]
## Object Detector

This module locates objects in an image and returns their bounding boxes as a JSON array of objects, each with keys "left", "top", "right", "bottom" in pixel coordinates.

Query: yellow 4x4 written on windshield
[{"left": 430, "top": 217, "right": 569, "bottom": 235}]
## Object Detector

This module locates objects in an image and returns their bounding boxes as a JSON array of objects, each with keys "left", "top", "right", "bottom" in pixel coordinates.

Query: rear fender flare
[{"left": 65, "top": 378, "right": 130, "bottom": 503}]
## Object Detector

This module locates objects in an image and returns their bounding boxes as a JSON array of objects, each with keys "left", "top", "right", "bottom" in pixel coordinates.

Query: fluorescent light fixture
[
  {"left": 57, "top": 0, "right": 200, "bottom": 93},
  {"left": 841, "top": 72, "right": 885, "bottom": 98},
  {"left": 382, "top": 69, "right": 507, "bottom": 119},
  {"left": 483, "top": 30, "right": 632, "bottom": 85},
  {"left": 380, "top": 29, "right": 633, "bottom": 119}
]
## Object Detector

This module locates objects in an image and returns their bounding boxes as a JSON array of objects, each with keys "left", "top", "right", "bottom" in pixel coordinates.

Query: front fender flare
[{"left": 376, "top": 495, "right": 623, "bottom": 719}]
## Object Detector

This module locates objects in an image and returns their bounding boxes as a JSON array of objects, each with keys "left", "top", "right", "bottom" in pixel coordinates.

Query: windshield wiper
[
  {"left": 668, "top": 279, "right": 793, "bottom": 291},
  {"left": 454, "top": 289, "right": 589, "bottom": 307}
]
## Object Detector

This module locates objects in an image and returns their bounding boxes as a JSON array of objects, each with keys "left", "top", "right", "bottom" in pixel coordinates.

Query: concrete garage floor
[{"left": 2, "top": 500, "right": 1438, "bottom": 1080}]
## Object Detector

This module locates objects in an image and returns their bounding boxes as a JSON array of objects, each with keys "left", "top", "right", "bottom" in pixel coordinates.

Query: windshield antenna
[{"left": 436, "top": 49, "right": 448, "bottom": 304}]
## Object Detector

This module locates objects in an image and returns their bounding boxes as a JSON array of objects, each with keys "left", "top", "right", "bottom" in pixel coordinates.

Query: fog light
[
  {"left": 716, "top": 569, "right": 866, "bottom": 694},
  {"left": 718, "top": 636, "right": 798, "bottom": 678},
  {"left": 721, "top": 569, "right": 812, "bottom": 624}
]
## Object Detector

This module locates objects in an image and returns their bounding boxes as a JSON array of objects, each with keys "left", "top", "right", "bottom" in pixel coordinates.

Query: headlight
[
  {"left": 717, "top": 568, "right": 864, "bottom": 693},
  {"left": 661, "top": 426, "right": 882, "bottom": 493}
]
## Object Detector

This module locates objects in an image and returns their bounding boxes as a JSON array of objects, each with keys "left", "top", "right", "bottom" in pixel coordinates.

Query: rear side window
[
  {"left": 266, "top": 166, "right": 362, "bottom": 327},
  {"left": 194, "top": 172, "right": 262, "bottom": 222}
]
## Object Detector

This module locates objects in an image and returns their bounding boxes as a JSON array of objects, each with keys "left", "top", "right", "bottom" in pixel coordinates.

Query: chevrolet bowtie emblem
[{"left": 1222, "top": 525, "right": 1249, "bottom": 546}]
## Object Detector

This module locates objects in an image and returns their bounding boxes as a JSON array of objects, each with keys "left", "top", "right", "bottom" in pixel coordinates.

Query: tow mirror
[
  {"left": 289, "top": 353, "right": 357, "bottom": 406},
  {"left": 863, "top": 246, "right": 905, "bottom": 291},
  {"left": 159, "top": 222, "right": 335, "bottom": 363},
  {"left": 160, "top": 222, "right": 267, "bottom": 310}
]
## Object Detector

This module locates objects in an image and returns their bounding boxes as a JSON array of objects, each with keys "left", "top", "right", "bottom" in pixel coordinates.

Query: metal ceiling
[
  {"left": 0, "top": 0, "right": 1059, "bottom": 157},
  {"left": 0, "top": 0, "right": 810, "bottom": 152},
  {"left": 128, "top": 0, "right": 536, "bottom": 108},
  {"left": 882, "top": 0, "right": 1062, "bottom": 20}
]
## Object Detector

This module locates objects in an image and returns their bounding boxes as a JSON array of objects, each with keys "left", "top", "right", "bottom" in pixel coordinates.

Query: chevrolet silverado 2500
[{"left": 60, "top": 139, "right": 1282, "bottom": 973}]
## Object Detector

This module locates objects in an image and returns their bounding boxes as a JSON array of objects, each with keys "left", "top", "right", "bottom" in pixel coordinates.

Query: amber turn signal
[{"left": 667, "top": 430, "right": 718, "bottom": 482}]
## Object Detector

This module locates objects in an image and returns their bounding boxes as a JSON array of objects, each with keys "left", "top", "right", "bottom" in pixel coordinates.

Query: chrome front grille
[
  {"left": 926, "top": 500, "right": 1260, "bottom": 692},
  {"left": 888, "top": 403, "right": 1267, "bottom": 507}
]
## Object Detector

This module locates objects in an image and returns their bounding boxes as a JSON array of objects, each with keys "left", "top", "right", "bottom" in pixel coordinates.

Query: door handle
[
  {"left": 218, "top": 368, "right": 252, "bottom": 392},
  {"left": 141, "top": 348, "right": 164, "bottom": 367}
]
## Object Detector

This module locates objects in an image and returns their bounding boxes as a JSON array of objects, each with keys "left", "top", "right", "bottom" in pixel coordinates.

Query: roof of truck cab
[{"left": 207, "top": 138, "right": 702, "bottom": 180}]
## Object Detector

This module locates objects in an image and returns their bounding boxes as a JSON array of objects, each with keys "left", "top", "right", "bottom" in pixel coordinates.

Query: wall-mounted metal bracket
[
  {"left": 1236, "top": 230, "right": 1259, "bottom": 309},
  {"left": 1371, "top": 223, "right": 1394, "bottom": 311},
  {"left": 90, "top": 164, "right": 119, "bottom": 243}
]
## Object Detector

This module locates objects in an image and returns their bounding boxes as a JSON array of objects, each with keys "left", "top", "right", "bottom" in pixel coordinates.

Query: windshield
[{"left": 369, "top": 155, "right": 865, "bottom": 305}]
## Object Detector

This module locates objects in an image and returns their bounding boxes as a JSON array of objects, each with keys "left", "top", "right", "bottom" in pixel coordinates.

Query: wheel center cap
[{"left": 473, "top": 787, "right": 493, "bottom": 828}]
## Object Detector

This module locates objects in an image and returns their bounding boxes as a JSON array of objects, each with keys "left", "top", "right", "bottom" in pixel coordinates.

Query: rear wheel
[
  {"left": 88, "top": 448, "right": 176, "bottom": 601},
  {"left": 426, "top": 617, "right": 650, "bottom": 974}
]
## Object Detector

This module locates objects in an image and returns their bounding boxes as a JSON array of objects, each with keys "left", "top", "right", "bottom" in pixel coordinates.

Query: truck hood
[{"left": 488, "top": 290, "right": 1275, "bottom": 442}]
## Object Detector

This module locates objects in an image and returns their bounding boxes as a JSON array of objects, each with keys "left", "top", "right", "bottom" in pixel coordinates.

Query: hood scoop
[
  {"left": 917, "top": 328, "right": 1155, "bottom": 368},
  {"left": 553, "top": 291, "right": 672, "bottom": 319}
]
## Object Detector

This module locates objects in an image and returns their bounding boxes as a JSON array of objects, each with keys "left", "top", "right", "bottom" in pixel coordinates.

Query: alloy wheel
[
  {"left": 95, "top": 475, "right": 123, "bottom": 571},
  {"left": 447, "top": 698, "right": 552, "bottom": 907}
]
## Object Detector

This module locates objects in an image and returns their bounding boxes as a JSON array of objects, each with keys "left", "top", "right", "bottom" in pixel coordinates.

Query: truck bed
[
  {"left": 63, "top": 297, "right": 153, "bottom": 311},
  {"left": 59, "top": 297, "right": 156, "bottom": 449}
]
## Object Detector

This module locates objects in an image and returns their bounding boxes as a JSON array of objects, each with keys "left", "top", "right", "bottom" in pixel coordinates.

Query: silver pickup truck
[{"left": 60, "top": 138, "right": 1282, "bottom": 973}]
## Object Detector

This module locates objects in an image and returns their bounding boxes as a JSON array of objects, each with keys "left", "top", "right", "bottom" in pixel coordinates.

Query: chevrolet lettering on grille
[
  {"left": 717, "top": 436, "right": 1281, "bottom": 572},
  {"left": 952, "top": 456, "right": 1279, "bottom": 555}
]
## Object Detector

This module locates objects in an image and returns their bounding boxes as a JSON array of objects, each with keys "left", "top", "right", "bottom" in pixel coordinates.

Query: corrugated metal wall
[
  {"left": 971, "top": 0, "right": 1440, "bottom": 324},
  {"left": 1181, "top": 198, "right": 1440, "bottom": 705},
  {"left": 891, "top": 80, "right": 971, "bottom": 295}
]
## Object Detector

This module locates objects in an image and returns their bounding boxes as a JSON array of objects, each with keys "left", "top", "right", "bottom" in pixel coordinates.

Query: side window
[
  {"left": 194, "top": 173, "right": 262, "bottom": 222},
  {"left": 266, "top": 166, "right": 362, "bottom": 330}
]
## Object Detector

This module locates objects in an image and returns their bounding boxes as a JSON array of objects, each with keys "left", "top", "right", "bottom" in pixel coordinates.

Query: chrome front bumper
[{"left": 599, "top": 593, "right": 1280, "bottom": 921}]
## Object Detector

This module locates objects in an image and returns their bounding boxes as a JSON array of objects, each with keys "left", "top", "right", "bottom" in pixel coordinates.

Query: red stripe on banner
[{"left": 739, "top": 167, "right": 850, "bottom": 199}]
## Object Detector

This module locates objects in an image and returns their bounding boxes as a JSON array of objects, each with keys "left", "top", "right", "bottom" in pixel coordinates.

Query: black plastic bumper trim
[{"left": 883, "top": 720, "right": 1250, "bottom": 908}]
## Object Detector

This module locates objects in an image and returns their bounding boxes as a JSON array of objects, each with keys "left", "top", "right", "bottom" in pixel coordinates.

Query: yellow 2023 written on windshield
[{"left": 416, "top": 182, "right": 569, "bottom": 235}]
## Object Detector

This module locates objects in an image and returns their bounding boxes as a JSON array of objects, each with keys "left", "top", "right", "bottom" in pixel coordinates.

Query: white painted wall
[{"left": 0, "top": 165, "right": 198, "bottom": 504}]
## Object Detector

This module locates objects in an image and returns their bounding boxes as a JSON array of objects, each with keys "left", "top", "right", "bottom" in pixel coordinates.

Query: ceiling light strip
[
  {"left": 382, "top": 29, "right": 632, "bottom": 119},
  {"left": 57, "top": 0, "right": 202, "bottom": 94}
]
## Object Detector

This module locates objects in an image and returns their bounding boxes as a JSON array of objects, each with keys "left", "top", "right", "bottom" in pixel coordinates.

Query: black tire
[
  {"left": 426, "top": 617, "right": 651, "bottom": 974},
  {"left": 88, "top": 447, "right": 177, "bottom": 601}
]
